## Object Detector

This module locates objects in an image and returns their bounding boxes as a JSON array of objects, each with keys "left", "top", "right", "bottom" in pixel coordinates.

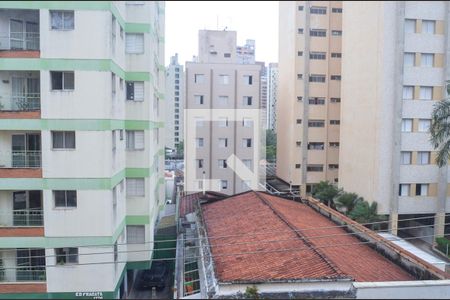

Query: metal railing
[
  {"left": 0, "top": 151, "right": 42, "bottom": 168},
  {"left": 0, "top": 32, "right": 40, "bottom": 51},
  {"left": 0, "top": 210, "right": 43, "bottom": 227},
  {"left": 0, "top": 93, "right": 41, "bottom": 111},
  {"left": 15, "top": 267, "right": 46, "bottom": 282}
]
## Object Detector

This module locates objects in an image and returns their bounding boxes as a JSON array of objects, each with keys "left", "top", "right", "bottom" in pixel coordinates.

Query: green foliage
[
  {"left": 436, "top": 237, "right": 450, "bottom": 257},
  {"left": 265, "top": 130, "right": 277, "bottom": 161},
  {"left": 312, "top": 181, "right": 341, "bottom": 208},
  {"left": 430, "top": 98, "right": 450, "bottom": 167},
  {"left": 0, "top": 258, "right": 4, "bottom": 282},
  {"left": 348, "top": 201, "right": 387, "bottom": 230},
  {"left": 244, "top": 286, "right": 260, "bottom": 299},
  {"left": 175, "top": 141, "right": 184, "bottom": 157},
  {"left": 333, "top": 192, "right": 363, "bottom": 214}
]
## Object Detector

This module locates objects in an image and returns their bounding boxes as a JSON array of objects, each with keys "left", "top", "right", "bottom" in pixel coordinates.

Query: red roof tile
[{"left": 201, "top": 191, "right": 415, "bottom": 283}]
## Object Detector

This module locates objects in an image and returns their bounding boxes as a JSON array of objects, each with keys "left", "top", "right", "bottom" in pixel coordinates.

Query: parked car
[{"left": 135, "top": 261, "right": 169, "bottom": 290}]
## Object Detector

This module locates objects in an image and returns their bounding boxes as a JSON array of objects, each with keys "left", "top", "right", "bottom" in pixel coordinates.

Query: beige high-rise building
[
  {"left": 184, "top": 30, "right": 262, "bottom": 195},
  {"left": 339, "top": 1, "right": 449, "bottom": 238},
  {"left": 277, "top": 1, "right": 343, "bottom": 195}
]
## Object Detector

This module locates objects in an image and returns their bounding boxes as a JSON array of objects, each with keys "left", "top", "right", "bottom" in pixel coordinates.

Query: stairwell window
[
  {"left": 52, "top": 131, "right": 75, "bottom": 149},
  {"left": 126, "top": 178, "right": 145, "bottom": 197},
  {"left": 126, "top": 81, "right": 144, "bottom": 101},
  {"left": 50, "top": 11, "right": 74, "bottom": 30},
  {"left": 51, "top": 71, "right": 74, "bottom": 90},
  {"left": 55, "top": 248, "right": 78, "bottom": 264},
  {"left": 54, "top": 190, "right": 77, "bottom": 208},
  {"left": 126, "top": 130, "right": 144, "bottom": 150},
  {"left": 125, "top": 33, "right": 144, "bottom": 54}
]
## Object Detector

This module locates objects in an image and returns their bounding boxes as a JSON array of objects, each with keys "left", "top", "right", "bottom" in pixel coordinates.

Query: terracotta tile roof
[
  {"left": 179, "top": 191, "right": 227, "bottom": 218},
  {"left": 201, "top": 191, "right": 415, "bottom": 283}
]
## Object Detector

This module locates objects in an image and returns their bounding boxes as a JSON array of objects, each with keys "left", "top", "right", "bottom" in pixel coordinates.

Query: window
[
  {"left": 401, "top": 119, "right": 413, "bottom": 132},
  {"left": 330, "top": 120, "right": 340, "bottom": 125},
  {"left": 218, "top": 138, "right": 228, "bottom": 148},
  {"left": 111, "top": 73, "right": 116, "bottom": 98},
  {"left": 331, "top": 53, "right": 342, "bottom": 58},
  {"left": 54, "top": 191, "right": 77, "bottom": 208},
  {"left": 127, "top": 225, "right": 145, "bottom": 244},
  {"left": 421, "top": 53, "right": 434, "bottom": 67},
  {"left": 418, "top": 119, "right": 431, "bottom": 132},
  {"left": 295, "top": 164, "right": 301, "bottom": 169},
  {"left": 120, "top": 26, "right": 123, "bottom": 39},
  {"left": 308, "top": 120, "right": 325, "bottom": 127},
  {"left": 220, "top": 180, "right": 228, "bottom": 190},
  {"left": 220, "top": 74, "right": 230, "bottom": 85},
  {"left": 296, "top": 119, "right": 302, "bottom": 124},
  {"left": 422, "top": 20, "right": 435, "bottom": 34},
  {"left": 196, "top": 138, "right": 204, "bottom": 148},
  {"left": 297, "top": 74, "right": 303, "bottom": 79},
  {"left": 309, "top": 74, "right": 326, "bottom": 82},
  {"left": 297, "top": 96, "right": 303, "bottom": 101},
  {"left": 242, "top": 138, "right": 252, "bottom": 148},
  {"left": 298, "top": 5, "right": 304, "bottom": 11},
  {"left": 194, "top": 74, "right": 205, "bottom": 84},
  {"left": 298, "top": 51, "right": 303, "bottom": 56},
  {"left": 329, "top": 164, "right": 339, "bottom": 170},
  {"left": 403, "top": 86, "right": 414, "bottom": 100},
  {"left": 331, "top": 30, "right": 342, "bottom": 36},
  {"left": 218, "top": 96, "right": 229, "bottom": 105},
  {"left": 52, "top": 131, "right": 75, "bottom": 149},
  {"left": 308, "top": 142, "right": 324, "bottom": 150},
  {"left": 309, "top": 97, "right": 325, "bottom": 105},
  {"left": 51, "top": 71, "right": 74, "bottom": 90},
  {"left": 243, "top": 118, "right": 253, "bottom": 127},
  {"left": 111, "top": 16, "right": 116, "bottom": 53},
  {"left": 218, "top": 159, "right": 227, "bottom": 168},
  {"left": 125, "top": 33, "right": 144, "bottom": 54},
  {"left": 418, "top": 151, "right": 430, "bottom": 165},
  {"left": 419, "top": 86, "right": 433, "bottom": 100},
  {"left": 404, "top": 53, "right": 415, "bottom": 67},
  {"left": 307, "top": 165, "right": 323, "bottom": 172},
  {"left": 298, "top": 28, "right": 304, "bottom": 34},
  {"left": 50, "top": 11, "right": 74, "bottom": 30},
  {"left": 296, "top": 141, "right": 301, "bottom": 147},
  {"left": 416, "top": 184, "right": 429, "bottom": 196},
  {"left": 399, "top": 184, "right": 410, "bottom": 196},
  {"left": 197, "top": 159, "right": 203, "bottom": 168},
  {"left": 244, "top": 75, "right": 253, "bottom": 85},
  {"left": 310, "top": 6, "right": 327, "bottom": 14},
  {"left": 126, "top": 130, "right": 144, "bottom": 150},
  {"left": 330, "top": 98, "right": 341, "bottom": 103},
  {"left": 329, "top": 142, "right": 340, "bottom": 148},
  {"left": 224, "top": 53, "right": 231, "bottom": 58},
  {"left": 126, "top": 178, "right": 145, "bottom": 197},
  {"left": 405, "top": 19, "right": 416, "bottom": 33},
  {"left": 55, "top": 248, "right": 78, "bottom": 264},
  {"left": 219, "top": 117, "right": 229, "bottom": 127},
  {"left": 195, "top": 95, "right": 204, "bottom": 105},
  {"left": 243, "top": 96, "right": 253, "bottom": 105},
  {"left": 310, "top": 52, "right": 326, "bottom": 60},
  {"left": 332, "top": 7, "right": 342, "bottom": 13},
  {"left": 401, "top": 151, "right": 412, "bottom": 165},
  {"left": 310, "top": 29, "right": 326, "bottom": 37},
  {"left": 243, "top": 159, "right": 252, "bottom": 169},
  {"left": 119, "top": 129, "right": 124, "bottom": 141},
  {"left": 331, "top": 75, "right": 341, "bottom": 80}
]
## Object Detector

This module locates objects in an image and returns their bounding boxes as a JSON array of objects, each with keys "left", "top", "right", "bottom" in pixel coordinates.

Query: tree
[
  {"left": 348, "top": 201, "right": 387, "bottom": 230},
  {"left": 175, "top": 141, "right": 184, "bottom": 158},
  {"left": 312, "top": 181, "right": 341, "bottom": 208},
  {"left": 265, "top": 130, "right": 277, "bottom": 161},
  {"left": 244, "top": 286, "right": 260, "bottom": 299},
  {"left": 333, "top": 192, "right": 363, "bottom": 215},
  {"left": 430, "top": 98, "right": 450, "bottom": 167}
]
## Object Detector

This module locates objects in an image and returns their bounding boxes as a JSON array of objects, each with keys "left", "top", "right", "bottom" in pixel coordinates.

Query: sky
[{"left": 164, "top": 1, "right": 279, "bottom": 66}]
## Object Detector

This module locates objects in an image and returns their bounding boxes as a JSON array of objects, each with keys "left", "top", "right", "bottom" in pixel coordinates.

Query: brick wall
[
  {"left": 0, "top": 51, "right": 40, "bottom": 58},
  {"left": 0, "top": 169, "right": 42, "bottom": 178},
  {"left": 0, "top": 227, "right": 44, "bottom": 237},
  {"left": 0, "top": 111, "right": 41, "bottom": 119},
  {"left": 0, "top": 283, "right": 46, "bottom": 293}
]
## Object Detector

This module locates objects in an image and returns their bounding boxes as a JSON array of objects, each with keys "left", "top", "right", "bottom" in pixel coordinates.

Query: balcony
[
  {"left": 0, "top": 249, "right": 46, "bottom": 284},
  {"left": 0, "top": 9, "right": 40, "bottom": 58}
]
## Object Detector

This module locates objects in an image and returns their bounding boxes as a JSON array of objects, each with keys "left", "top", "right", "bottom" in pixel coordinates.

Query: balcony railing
[
  {"left": 0, "top": 32, "right": 40, "bottom": 51},
  {"left": 0, "top": 151, "right": 41, "bottom": 168},
  {"left": 15, "top": 267, "right": 46, "bottom": 282},
  {"left": 0, "top": 93, "right": 40, "bottom": 111},
  {"left": 0, "top": 210, "right": 43, "bottom": 227}
]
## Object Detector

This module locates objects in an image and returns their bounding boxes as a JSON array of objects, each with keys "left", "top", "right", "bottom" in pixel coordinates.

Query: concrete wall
[{"left": 354, "top": 280, "right": 450, "bottom": 299}]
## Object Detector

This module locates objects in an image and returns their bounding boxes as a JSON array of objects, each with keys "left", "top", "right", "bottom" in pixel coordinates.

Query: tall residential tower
[{"left": 165, "top": 53, "right": 184, "bottom": 151}]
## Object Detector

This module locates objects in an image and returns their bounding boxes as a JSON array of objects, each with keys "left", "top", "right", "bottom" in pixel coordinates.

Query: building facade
[
  {"left": 165, "top": 53, "right": 184, "bottom": 151},
  {"left": 236, "top": 39, "right": 255, "bottom": 64},
  {"left": 267, "top": 62, "right": 278, "bottom": 130},
  {"left": 185, "top": 30, "right": 262, "bottom": 195},
  {"left": 0, "top": 1, "right": 165, "bottom": 298},
  {"left": 257, "top": 61, "right": 268, "bottom": 130},
  {"left": 277, "top": 1, "right": 343, "bottom": 195},
  {"left": 339, "top": 1, "right": 450, "bottom": 238}
]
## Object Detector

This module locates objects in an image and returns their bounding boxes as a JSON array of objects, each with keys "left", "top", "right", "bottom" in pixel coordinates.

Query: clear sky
[{"left": 164, "top": 1, "right": 279, "bottom": 66}]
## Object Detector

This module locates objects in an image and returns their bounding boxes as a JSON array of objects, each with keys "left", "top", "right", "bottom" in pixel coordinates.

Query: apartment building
[
  {"left": 267, "top": 62, "right": 278, "bottom": 130},
  {"left": 165, "top": 53, "right": 184, "bottom": 151},
  {"left": 339, "top": 1, "right": 449, "bottom": 238},
  {"left": 277, "top": 1, "right": 343, "bottom": 195},
  {"left": 0, "top": 1, "right": 165, "bottom": 298},
  {"left": 236, "top": 39, "right": 255, "bottom": 64},
  {"left": 257, "top": 61, "right": 268, "bottom": 130},
  {"left": 185, "top": 30, "right": 262, "bottom": 195}
]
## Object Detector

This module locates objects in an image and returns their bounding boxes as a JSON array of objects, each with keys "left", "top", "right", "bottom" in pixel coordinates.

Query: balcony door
[
  {"left": 11, "top": 134, "right": 41, "bottom": 167},
  {"left": 13, "top": 191, "right": 43, "bottom": 226},
  {"left": 9, "top": 19, "right": 39, "bottom": 50},
  {"left": 16, "top": 249, "right": 46, "bottom": 281},
  {"left": 11, "top": 77, "right": 40, "bottom": 110}
]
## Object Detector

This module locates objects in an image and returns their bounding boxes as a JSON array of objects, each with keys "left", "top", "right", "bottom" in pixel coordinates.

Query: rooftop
[{"left": 200, "top": 191, "right": 418, "bottom": 283}]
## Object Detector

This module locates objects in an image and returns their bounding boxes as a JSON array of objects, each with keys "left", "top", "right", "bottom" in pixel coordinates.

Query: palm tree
[
  {"left": 312, "top": 181, "right": 341, "bottom": 208},
  {"left": 430, "top": 99, "right": 450, "bottom": 167},
  {"left": 348, "top": 201, "right": 387, "bottom": 230},
  {"left": 333, "top": 192, "right": 363, "bottom": 215}
]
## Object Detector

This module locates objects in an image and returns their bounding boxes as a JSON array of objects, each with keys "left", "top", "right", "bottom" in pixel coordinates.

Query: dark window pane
[
  {"left": 52, "top": 132, "right": 64, "bottom": 148},
  {"left": 51, "top": 72, "right": 63, "bottom": 90},
  {"left": 64, "top": 132, "right": 75, "bottom": 149},
  {"left": 68, "top": 248, "right": 78, "bottom": 263},
  {"left": 54, "top": 191, "right": 66, "bottom": 207},
  {"left": 66, "top": 191, "right": 77, "bottom": 207},
  {"left": 126, "top": 82, "right": 134, "bottom": 100},
  {"left": 63, "top": 72, "right": 74, "bottom": 89}
]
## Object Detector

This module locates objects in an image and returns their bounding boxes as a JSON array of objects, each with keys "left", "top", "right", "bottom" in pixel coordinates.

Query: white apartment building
[
  {"left": 185, "top": 30, "right": 262, "bottom": 195},
  {"left": 165, "top": 53, "right": 184, "bottom": 151},
  {"left": 267, "top": 62, "right": 278, "bottom": 130},
  {"left": 0, "top": 1, "right": 165, "bottom": 298},
  {"left": 339, "top": 1, "right": 449, "bottom": 239},
  {"left": 236, "top": 39, "right": 255, "bottom": 64}
]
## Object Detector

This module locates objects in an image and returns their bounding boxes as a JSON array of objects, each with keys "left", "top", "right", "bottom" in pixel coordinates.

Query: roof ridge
[{"left": 254, "top": 192, "right": 349, "bottom": 279}]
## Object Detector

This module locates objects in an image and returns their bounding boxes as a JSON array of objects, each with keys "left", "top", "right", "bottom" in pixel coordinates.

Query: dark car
[{"left": 135, "top": 261, "right": 169, "bottom": 290}]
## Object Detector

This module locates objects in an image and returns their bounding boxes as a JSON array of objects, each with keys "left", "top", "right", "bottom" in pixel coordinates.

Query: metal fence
[
  {"left": 0, "top": 93, "right": 40, "bottom": 111},
  {"left": 0, "top": 32, "right": 40, "bottom": 51}
]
